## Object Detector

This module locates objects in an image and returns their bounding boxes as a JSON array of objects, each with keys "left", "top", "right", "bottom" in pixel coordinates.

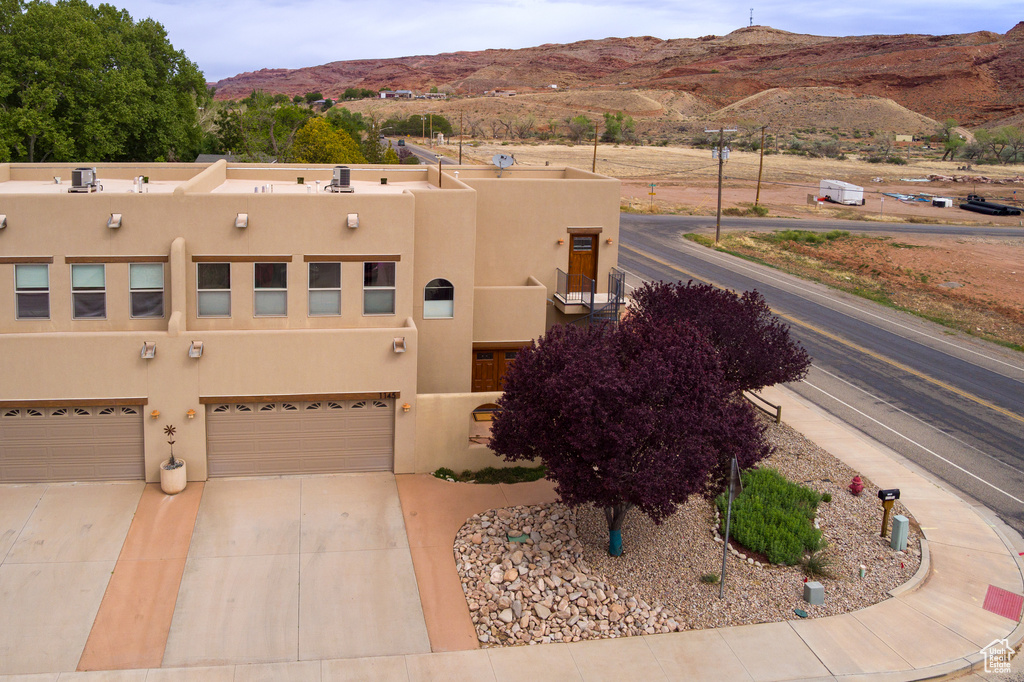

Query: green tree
[
  {"left": 292, "top": 117, "right": 365, "bottom": 164},
  {"left": 938, "top": 118, "right": 964, "bottom": 161},
  {"left": 0, "top": 0, "right": 207, "bottom": 162},
  {"left": 565, "top": 115, "right": 594, "bottom": 143},
  {"left": 225, "top": 91, "right": 314, "bottom": 161},
  {"left": 326, "top": 107, "right": 365, "bottom": 141},
  {"left": 360, "top": 115, "right": 386, "bottom": 163},
  {"left": 383, "top": 146, "right": 399, "bottom": 164}
]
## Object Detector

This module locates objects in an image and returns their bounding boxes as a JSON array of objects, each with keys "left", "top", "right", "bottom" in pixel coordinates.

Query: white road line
[
  {"left": 801, "top": 378, "right": 1024, "bottom": 505},
  {"left": 811, "top": 364, "right": 1022, "bottom": 474},
  {"left": 663, "top": 237, "right": 1024, "bottom": 377}
]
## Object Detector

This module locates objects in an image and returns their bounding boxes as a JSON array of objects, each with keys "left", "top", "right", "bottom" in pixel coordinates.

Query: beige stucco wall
[
  {"left": 0, "top": 320, "right": 418, "bottom": 481},
  {"left": 473, "top": 277, "right": 548, "bottom": 343},
  {"left": 1, "top": 161, "right": 618, "bottom": 481},
  {"left": 464, "top": 173, "right": 620, "bottom": 293},
  {"left": 408, "top": 185, "right": 477, "bottom": 394},
  {"left": 413, "top": 391, "right": 538, "bottom": 473}
]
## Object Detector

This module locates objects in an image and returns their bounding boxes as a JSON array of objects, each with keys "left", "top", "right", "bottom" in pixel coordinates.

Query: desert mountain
[{"left": 212, "top": 24, "right": 1024, "bottom": 127}]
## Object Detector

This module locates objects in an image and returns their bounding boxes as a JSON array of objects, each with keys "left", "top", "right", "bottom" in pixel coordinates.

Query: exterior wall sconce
[
  {"left": 402, "top": 402, "right": 411, "bottom": 412},
  {"left": 107, "top": 213, "right": 122, "bottom": 229},
  {"left": 557, "top": 238, "right": 565, "bottom": 245},
  {"left": 235, "top": 213, "right": 248, "bottom": 229},
  {"left": 186, "top": 409, "right": 196, "bottom": 420},
  {"left": 606, "top": 238, "right": 614, "bottom": 245},
  {"left": 347, "top": 213, "right": 359, "bottom": 229},
  {"left": 141, "top": 342, "right": 156, "bottom": 359},
  {"left": 188, "top": 341, "right": 204, "bottom": 358},
  {"left": 150, "top": 410, "right": 160, "bottom": 420},
  {"left": 393, "top": 337, "right": 407, "bottom": 353},
  {"left": 0, "top": 214, "right": 6, "bottom": 230}
]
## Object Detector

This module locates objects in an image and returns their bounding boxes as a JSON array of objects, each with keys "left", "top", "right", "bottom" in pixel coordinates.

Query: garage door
[
  {"left": 206, "top": 399, "right": 395, "bottom": 477},
  {"left": 0, "top": 405, "right": 145, "bottom": 483}
]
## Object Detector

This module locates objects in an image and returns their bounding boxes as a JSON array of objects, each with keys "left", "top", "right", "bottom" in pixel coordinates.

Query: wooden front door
[
  {"left": 472, "top": 348, "right": 521, "bottom": 392},
  {"left": 568, "top": 235, "right": 598, "bottom": 292}
]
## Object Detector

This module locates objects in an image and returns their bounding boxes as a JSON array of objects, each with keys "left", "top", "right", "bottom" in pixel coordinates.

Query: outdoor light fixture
[
  {"left": 188, "top": 341, "right": 203, "bottom": 358},
  {"left": 402, "top": 402, "right": 411, "bottom": 412},
  {"left": 107, "top": 213, "right": 122, "bottom": 229},
  {"left": 186, "top": 409, "right": 196, "bottom": 420},
  {"left": 140, "top": 342, "right": 156, "bottom": 359},
  {"left": 606, "top": 238, "right": 614, "bottom": 245},
  {"left": 235, "top": 213, "right": 248, "bottom": 229},
  {"left": 557, "top": 238, "right": 565, "bottom": 245},
  {"left": 0, "top": 214, "right": 6, "bottom": 230},
  {"left": 150, "top": 410, "right": 160, "bottom": 419},
  {"left": 393, "top": 337, "right": 407, "bottom": 353},
  {"left": 347, "top": 213, "right": 359, "bottom": 229}
]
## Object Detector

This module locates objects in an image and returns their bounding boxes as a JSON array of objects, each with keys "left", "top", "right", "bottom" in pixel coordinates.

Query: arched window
[{"left": 424, "top": 278, "right": 454, "bottom": 319}]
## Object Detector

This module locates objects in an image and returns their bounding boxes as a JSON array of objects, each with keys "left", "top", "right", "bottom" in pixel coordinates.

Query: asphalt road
[
  {"left": 623, "top": 213, "right": 1024, "bottom": 239},
  {"left": 384, "top": 138, "right": 457, "bottom": 166},
  {"left": 619, "top": 215, "right": 1024, "bottom": 537}
]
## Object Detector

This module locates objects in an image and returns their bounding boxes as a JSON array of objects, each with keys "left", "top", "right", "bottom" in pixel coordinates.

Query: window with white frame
[
  {"left": 423, "top": 278, "right": 454, "bottom": 318},
  {"left": 197, "top": 262, "right": 231, "bottom": 317},
  {"left": 363, "top": 261, "right": 395, "bottom": 315},
  {"left": 129, "top": 263, "right": 164, "bottom": 318},
  {"left": 308, "top": 262, "right": 341, "bottom": 316},
  {"left": 14, "top": 263, "right": 49, "bottom": 319},
  {"left": 254, "top": 262, "right": 287, "bottom": 316},
  {"left": 71, "top": 263, "right": 105, "bottom": 319}
]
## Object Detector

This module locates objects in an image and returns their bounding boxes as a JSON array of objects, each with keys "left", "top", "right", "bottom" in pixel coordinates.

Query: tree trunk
[{"left": 603, "top": 503, "right": 633, "bottom": 556}]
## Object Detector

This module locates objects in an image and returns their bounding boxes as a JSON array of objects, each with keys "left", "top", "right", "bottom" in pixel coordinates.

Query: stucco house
[{"left": 0, "top": 160, "right": 621, "bottom": 484}]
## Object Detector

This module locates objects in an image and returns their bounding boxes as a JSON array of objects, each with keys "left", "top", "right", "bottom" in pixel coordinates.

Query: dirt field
[
  {"left": 447, "top": 141, "right": 1024, "bottom": 224},
  {"left": 694, "top": 231, "right": 1024, "bottom": 349}
]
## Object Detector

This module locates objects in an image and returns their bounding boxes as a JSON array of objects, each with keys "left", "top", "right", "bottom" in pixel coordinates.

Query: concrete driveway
[{"left": 0, "top": 473, "right": 430, "bottom": 675}]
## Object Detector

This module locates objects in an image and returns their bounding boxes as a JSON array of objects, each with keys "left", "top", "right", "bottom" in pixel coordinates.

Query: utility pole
[
  {"left": 755, "top": 124, "right": 767, "bottom": 208},
  {"left": 706, "top": 127, "right": 737, "bottom": 244},
  {"left": 592, "top": 119, "right": 600, "bottom": 173},
  {"left": 459, "top": 110, "right": 463, "bottom": 165}
]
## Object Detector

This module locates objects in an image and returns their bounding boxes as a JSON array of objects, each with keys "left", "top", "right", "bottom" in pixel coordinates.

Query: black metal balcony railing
[{"left": 555, "top": 269, "right": 595, "bottom": 306}]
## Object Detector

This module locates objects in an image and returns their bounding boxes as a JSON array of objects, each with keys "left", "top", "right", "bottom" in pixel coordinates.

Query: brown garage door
[
  {"left": 206, "top": 399, "right": 394, "bottom": 477},
  {"left": 0, "top": 405, "right": 145, "bottom": 483}
]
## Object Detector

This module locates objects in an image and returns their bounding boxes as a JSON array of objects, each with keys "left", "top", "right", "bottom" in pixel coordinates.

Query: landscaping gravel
[{"left": 454, "top": 418, "right": 922, "bottom": 646}]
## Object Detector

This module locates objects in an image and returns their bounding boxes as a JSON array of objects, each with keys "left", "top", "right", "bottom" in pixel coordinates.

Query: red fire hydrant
[{"left": 849, "top": 476, "right": 864, "bottom": 496}]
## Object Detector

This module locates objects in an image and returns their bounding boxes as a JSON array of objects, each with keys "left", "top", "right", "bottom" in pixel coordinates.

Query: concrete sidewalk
[{"left": 0, "top": 383, "right": 1021, "bottom": 681}]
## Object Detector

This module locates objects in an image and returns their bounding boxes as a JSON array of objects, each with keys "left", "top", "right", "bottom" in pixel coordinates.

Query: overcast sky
[{"left": 102, "top": 0, "right": 1020, "bottom": 82}]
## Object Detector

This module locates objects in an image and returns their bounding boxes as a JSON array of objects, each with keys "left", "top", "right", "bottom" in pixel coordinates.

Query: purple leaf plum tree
[
  {"left": 489, "top": 320, "right": 771, "bottom": 556},
  {"left": 628, "top": 281, "right": 811, "bottom": 394}
]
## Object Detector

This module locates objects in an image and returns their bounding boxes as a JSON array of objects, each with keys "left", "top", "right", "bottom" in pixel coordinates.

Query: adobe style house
[{"left": 0, "top": 161, "right": 620, "bottom": 484}]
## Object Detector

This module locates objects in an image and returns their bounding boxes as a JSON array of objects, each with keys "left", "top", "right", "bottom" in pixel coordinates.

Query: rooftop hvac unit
[
  {"left": 327, "top": 165, "right": 354, "bottom": 193},
  {"left": 68, "top": 167, "right": 98, "bottom": 193}
]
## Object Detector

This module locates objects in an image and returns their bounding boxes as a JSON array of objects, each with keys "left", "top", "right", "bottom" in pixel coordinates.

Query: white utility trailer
[{"left": 820, "top": 179, "right": 865, "bottom": 205}]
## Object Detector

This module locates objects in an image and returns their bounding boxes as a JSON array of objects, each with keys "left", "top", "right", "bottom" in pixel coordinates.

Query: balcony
[{"left": 553, "top": 268, "right": 626, "bottom": 322}]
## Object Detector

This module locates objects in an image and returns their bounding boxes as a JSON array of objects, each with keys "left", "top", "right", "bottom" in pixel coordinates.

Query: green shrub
[
  {"left": 716, "top": 467, "right": 823, "bottom": 565},
  {"left": 821, "top": 492, "right": 832, "bottom": 503},
  {"left": 433, "top": 467, "right": 457, "bottom": 481},
  {"left": 700, "top": 572, "right": 720, "bottom": 584},
  {"left": 767, "top": 229, "right": 847, "bottom": 245},
  {"left": 433, "top": 465, "right": 547, "bottom": 484}
]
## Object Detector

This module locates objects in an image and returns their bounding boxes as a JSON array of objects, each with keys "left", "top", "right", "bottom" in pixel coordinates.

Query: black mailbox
[{"left": 878, "top": 488, "right": 900, "bottom": 502}]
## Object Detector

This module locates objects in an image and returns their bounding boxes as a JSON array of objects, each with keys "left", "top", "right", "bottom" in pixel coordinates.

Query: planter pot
[{"left": 160, "top": 458, "right": 187, "bottom": 495}]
